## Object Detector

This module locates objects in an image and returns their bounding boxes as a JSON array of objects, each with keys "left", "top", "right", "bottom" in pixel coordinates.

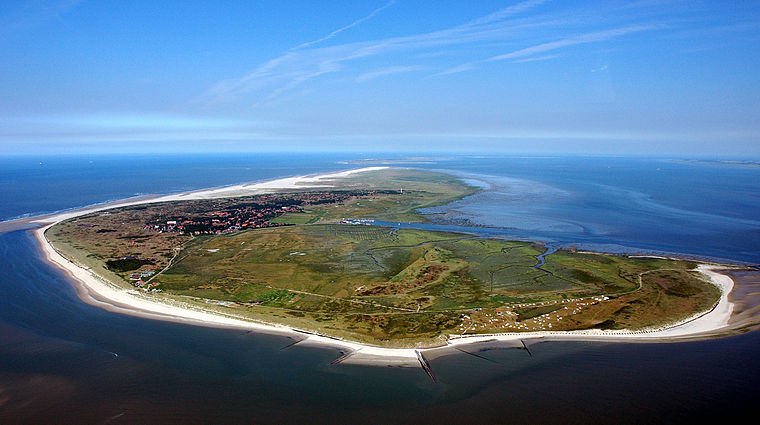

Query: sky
[{"left": 1, "top": 0, "right": 759, "bottom": 156}]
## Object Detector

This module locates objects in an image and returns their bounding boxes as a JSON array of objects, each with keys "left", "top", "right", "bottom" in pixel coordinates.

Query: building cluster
[
  {"left": 339, "top": 218, "right": 375, "bottom": 225},
  {"left": 129, "top": 269, "right": 157, "bottom": 287},
  {"left": 144, "top": 190, "right": 388, "bottom": 235},
  {"left": 144, "top": 205, "right": 299, "bottom": 235}
]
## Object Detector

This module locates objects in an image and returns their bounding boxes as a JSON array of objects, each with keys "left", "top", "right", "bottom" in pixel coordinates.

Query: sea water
[{"left": 0, "top": 154, "right": 758, "bottom": 423}]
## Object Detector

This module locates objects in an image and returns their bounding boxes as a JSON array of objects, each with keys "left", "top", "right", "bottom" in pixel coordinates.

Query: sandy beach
[{"left": 26, "top": 167, "right": 741, "bottom": 366}]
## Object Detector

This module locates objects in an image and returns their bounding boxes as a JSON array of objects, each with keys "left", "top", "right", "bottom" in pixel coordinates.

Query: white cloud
[
  {"left": 433, "top": 62, "right": 476, "bottom": 77},
  {"left": 355, "top": 65, "right": 424, "bottom": 82},
  {"left": 292, "top": 1, "right": 395, "bottom": 50},
  {"left": 197, "top": 0, "right": 553, "bottom": 105},
  {"left": 488, "top": 25, "right": 655, "bottom": 61},
  {"left": 512, "top": 54, "right": 561, "bottom": 63}
]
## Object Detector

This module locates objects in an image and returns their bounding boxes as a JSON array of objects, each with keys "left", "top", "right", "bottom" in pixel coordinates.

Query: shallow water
[
  {"left": 1, "top": 229, "right": 758, "bottom": 423},
  {"left": 1, "top": 154, "right": 759, "bottom": 423},
  {"left": 420, "top": 157, "right": 760, "bottom": 264}
]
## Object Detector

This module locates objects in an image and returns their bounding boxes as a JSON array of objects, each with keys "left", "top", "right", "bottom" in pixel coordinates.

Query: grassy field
[
  {"left": 154, "top": 224, "right": 720, "bottom": 345},
  {"left": 269, "top": 210, "right": 325, "bottom": 224},
  {"left": 46, "top": 202, "right": 191, "bottom": 284},
  {"left": 47, "top": 168, "right": 722, "bottom": 347}
]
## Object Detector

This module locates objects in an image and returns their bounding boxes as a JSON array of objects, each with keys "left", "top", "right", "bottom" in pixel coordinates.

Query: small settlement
[{"left": 145, "top": 191, "right": 391, "bottom": 235}]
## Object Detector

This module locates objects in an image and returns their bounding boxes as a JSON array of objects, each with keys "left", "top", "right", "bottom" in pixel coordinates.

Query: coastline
[{"left": 26, "top": 167, "right": 742, "bottom": 366}]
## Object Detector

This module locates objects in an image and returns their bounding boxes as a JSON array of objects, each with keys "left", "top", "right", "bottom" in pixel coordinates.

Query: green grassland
[
  {"left": 269, "top": 210, "right": 325, "bottom": 224},
  {"left": 47, "top": 168, "right": 722, "bottom": 347},
  {"left": 154, "top": 224, "right": 720, "bottom": 346}
]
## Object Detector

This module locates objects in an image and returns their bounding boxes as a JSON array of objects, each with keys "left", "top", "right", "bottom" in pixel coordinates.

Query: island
[{"left": 33, "top": 167, "right": 736, "bottom": 365}]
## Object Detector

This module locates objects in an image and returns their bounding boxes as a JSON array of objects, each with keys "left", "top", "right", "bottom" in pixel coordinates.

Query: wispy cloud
[
  {"left": 488, "top": 25, "right": 655, "bottom": 61},
  {"left": 433, "top": 62, "right": 476, "bottom": 77},
  {"left": 196, "top": 0, "right": 664, "bottom": 107},
  {"left": 436, "top": 24, "right": 654, "bottom": 72},
  {"left": 355, "top": 65, "right": 424, "bottom": 82},
  {"left": 462, "top": 0, "right": 549, "bottom": 27},
  {"left": 293, "top": 1, "right": 395, "bottom": 50},
  {"left": 198, "top": 0, "right": 552, "bottom": 106},
  {"left": 0, "top": 0, "right": 81, "bottom": 41},
  {"left": 512, "top": 53, "right": 561, "bottom": 64}
]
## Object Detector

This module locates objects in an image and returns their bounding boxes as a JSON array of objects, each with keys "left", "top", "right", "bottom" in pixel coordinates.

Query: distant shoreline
[{"left": 19, "top": 167, "right": 744, "bottom": 366}]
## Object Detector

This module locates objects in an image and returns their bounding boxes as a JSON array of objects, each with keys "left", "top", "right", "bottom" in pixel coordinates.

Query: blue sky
[{"left": 1, "top": 0, "right": 758, "bottom": 156}]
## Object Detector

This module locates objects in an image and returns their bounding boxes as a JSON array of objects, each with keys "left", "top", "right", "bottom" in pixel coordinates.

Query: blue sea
[{"left": 1, "top": 153, "right": 759, "bottom": 423}]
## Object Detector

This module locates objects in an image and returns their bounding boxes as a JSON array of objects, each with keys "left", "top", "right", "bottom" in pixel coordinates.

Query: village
[
  {"left": 144, "top": 190, "right": 391, "bottom": 235},
  {"left": 144, "top": 205, "right": 300, "bottom": 235}
]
